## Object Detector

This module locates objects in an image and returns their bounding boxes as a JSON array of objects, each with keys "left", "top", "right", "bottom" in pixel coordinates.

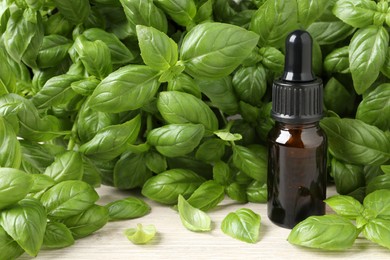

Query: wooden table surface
[{"left": 19, "top": 185, "right": 389, "bottom": 260}]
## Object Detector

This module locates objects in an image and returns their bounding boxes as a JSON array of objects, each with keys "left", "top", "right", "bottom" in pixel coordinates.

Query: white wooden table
[{"left": 20, "top": 185, "right": 389, "bottom": 260}]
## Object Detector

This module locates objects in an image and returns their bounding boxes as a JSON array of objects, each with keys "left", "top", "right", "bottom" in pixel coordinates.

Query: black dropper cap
[{"left": 271, "top": 30, "right": 323, "bottom": 124}]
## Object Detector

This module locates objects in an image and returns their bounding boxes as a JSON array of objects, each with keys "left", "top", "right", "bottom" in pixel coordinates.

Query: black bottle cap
[{"left": 271, "top": 30, "right": 323, "bottom": 124}]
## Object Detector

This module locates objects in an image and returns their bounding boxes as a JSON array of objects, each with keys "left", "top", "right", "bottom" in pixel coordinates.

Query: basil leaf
[
  {"left": 232, "top": 64, "right": 267, "bottom": 107},
  {"left": 180, "top": 22, "right": 259, "bottom": 79},
  {"left": 119, "top": 0, "right": 168, "bottom": 34},
  {"left": 250, "top": 0, "right": 297, "bottom": 48},
  {"left": 136, "top": 25, "right": 178, "bottom": 71},
  {"left": 79, "top": 114, "right": 141, "bottom": 160},
  {"left": 195, "top": 138, "right": 226, "bottom": 163},
  {"left": 246, "top": 181, "right": 267, "bottom": 203},
  {"left": 196, "top": 76, "right": 239, "bottom": 115},
  {"left": 167, "top": 73, "right": 202, "bottom": 98},
  {"left": 213, "top": 161, "right": 233, "bottom": 186},
  {"left": 382, "top": 47, "right": 390, "bottom": 78},
  {"left": 141, "top": 169, "right": 205, "bottom": 204},
  {"left": 42, "top": 222, "right": 74, "bottom": 249},
  {"left": 30, "top": 174, "right": 55, "bottom": 193},
  {"left": 381, "top": 165, "right": 390, "bottom": 175},
  {"left": 324, "top": 195, "right": 364, "bottom": 219},
  {"left": 356, "top": 84, "right": 390, "bottom": 131},
  {"left": 40, "top": 180, "right": 99, "bottom": 219},
  {"left": 366, "top": 175, "right": 390, "bottom": 195},
  {"left": 71, "top": 77, "right": 100, "bottom": 96},
  {"left": 145, "top": 151, "right": 168, "bottom": 174},
  {"left": 61, "top": 204, "right": 109, "bottom": 239},
  {"left": 194, "top": 0, "right": 213, "bottom": 24},
  {"left": 81, "top": 156, "right": 102, "bottom": 188},
  {"left": 214, "top": 131, "right": 242, "bottom": 142},
  {"left": 186, "top": 180, "right": 225, "bottom": 211},
  {"left": 0, "top": 168, "right": 33, "bottom": 210},
  {"left": 307, "top": 20, "right": 355, "bottom": 46},
  {"left": 31, "top": 74, "right": 83, "bottom": 109},
  {"left": 157, "top": 91, "right": 218, "bottom": 133},
  {"left": 90, "top": 65, "right": 160, "bottom": 113},
  {"left": 232, "top": 145, "right": 267, "bottom": 183},
  {"left": 83, "top": 28, "right": 135, "bottom": 65},
  {"left": 320, "top": 117, "right": 390, "bottom": 165},
  {"left": 324, "top": 77, "right": 355, "bottom": 116},
  {"left": 0, "top": 198, "right": 47, "bottom": 257},
  {"left": 178, "top": 194, "right": 211, "bottom": 232},
  {"left": 330, "top": 158, "right": 365, "bottom": 195},
  {"left": 37, "top": 35, "right": 72, "bottom": 69},
  {"left": 124, "top": 224, "right": 156, "bottom": 244},
  {"left": 296, "top": 0, "right": 329, "bottom": 27},
  {"left": 363, "top": 189, "right": 390, "bottom": 219},
  {"left": 113, "top": 152, "right": 152, "bottom": 189},
  {"left": 74, "top": 36, "right": 112, "bottom": 79},
  {"left": 362, "top": 218, "right": 390, "bottom": 250},
  {"left": 221, "top": 208, "right": 261, "bottom": 243},
  {"left": 288, "top": 215, "right": 359, "bottom": 250},
  {"left": 0, "top": 49, "right": 17, "bottom": 95},
  {"left": 333, "top": 0, "right": 377, "bottom": 28},
  {"left": 0, "top": 226, "right": 24, "bottom": 260},
  {"left": 324, "top": 46, "right": 350, "bottom": 74},
  {"left": 52, "top": 0, "right": 91, "bottom": 25},
  {"left": 43, "top": 151, "right": 83, "bottom": 183},
  {"left": 20, "top": 141, "right": 55, "bottom": 174},
  {"left": 155, "top": 0, "right": 197, "bottom": 27},
  {"left": 259, "top": 47, "right": 284, "bottom": 73},
  {"left": 44, "top": 12, "right": 73, "bottom": 36},
  {"left": 349, "top": 26, "right": 389, "bottom": 94},
  {"left": 0, "top": 116, "right": 21, "bottom": 168},
  {"left": 147, "top": 123, "right": 205, "bottom": 158},
  {"left": 226, "top": 182, "right": 248, "bottom": 203},
  {"left": 105, "top": 197, "right": 150, "bottom": 221}
]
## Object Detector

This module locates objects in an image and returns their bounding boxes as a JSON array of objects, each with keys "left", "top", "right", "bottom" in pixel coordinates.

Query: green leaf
[
  {"left": 37, "top": 34, "right": 72, "bottom": 68},
  {"left": 145, "top": 151, "right": 168, "bottom": 174},
  {"left": 71, "top": 77, "right": 100, "bottom": 96},
  {"left": 155, "top": 0, "right": 197, "bottom": 27},
  {"left": 214, "top": 131, "right": 242, "bottom": 142},
  {"left": 213, "top": 161, "right": 233, "bottom": 186},
  {"left": 363, "top": 189, "right": 390, "bottom": 219},
  {"left": 324, "top": 195, "right": 364, "bottom": 219},
  {"left": 330, "top": 158, "right": 365, "bottom": 195},
  {"left": 363, "top": 218, "right": 390, "bottom": 249},
  {"left": 0, "top": 168, "right": 33, "bottom": 210},
  {"left": 296, "top": 0, "right": 329, "bottom": 27},
  {"left": 324, "top": 77, "right": 355, "bottom": 116},
  {"left": 307, "top": 21, "right": 355, "bottom": 46},
  {"left": 44, "top": 151, "right": 83, "bottom": 183},
  {"left": 232, "top": 145, "right": 267, "bottom": 183},
  {"left": 124, "top": 224, "right": 156, "bottom": 244},
  {"left": 30, "top": 174, "right": 55, "bottom": 193},
  {"left": 177, "top": 194, "right": 212, "bottom": 232},
  {"left": 349, "top": 26, "right": 389, "bottom": 94},
  {"left": 113, "top": 152, "right": 152, "bottom": 189},
  {"left": 0, "top": 198, "right": 47, "bottom": 257},
  {"left": 147, "top": 123, "right": 205, "bottom": 158},
  {"left": 324, "top": 46, "right": 350, "bottom": 74},
  {"left": 320, "top": 117, "right": 390, "bottom": 165},
  {"left": 381, "top": 165, "right": 390, "bottom": 175},
  {"left": 0, "top": 117, "right": 21, "bottom": 168},
  {"left": 226, "top": 182, "right": 247, "bottom": 203},
  {"left": 259, "top": 47, "right": 284, "bottom": 73},
  {"left": 40, "top": 180, "right": 99, "bottom": 219},
  {"left": 119, "top": 0, "right": 168, "bottom": 34},
  {"left": 333, "top": 0, "right": 377, "bottom": 28},
  {"left": 0, "top": 49, "right": 17, "bottom": 95},
  {"left": 105, "top": 197, "right": 150, "bottom": 221},
  {"left": 61, "top": 204, "right": 109, "bottom": 239},
  {"left": 288, "top": 215, "right": 359, "bottom": 250},
  {"left": 79, "top": 114, "right": 141, "bottom": 160},
  {"left": 42, "top": 222, "right": 74, "bottom": 249},
  {"left": 0, "top": 226, "right": 24, "bottom": 260},
  {"left": 157, "top": 91, "right": 218, "bottom": 133},
  {"left": 167, "top": 73, "right": 202, "bottom": 98},
  {"left": 74, "top": 36, "right": 112, "bottom": 79},
  {"left": 186, "top": 180, "right": 225, "bottom": 211},
  {"left": 356, "top": 84, "right": 390, "bottom": 131},
  {"left": 195, "top": 138, "right": 226, "bottom": 163},
  {"left": 250, "top": 0, "right": 298, "bottom": 48},
  {"left": 90, "top": 65, "right": 160, "bottom": 113},
  {"left": 20, "top": 141, "right": 55, "bottom": 174},
  {"left": 142, "top": 169, "right": 205, "bottom": 204},
  {"left": 81, "top": 156, "right": 102, "bottom": 188},
  {"left": 52, "top": 0, "right": 90, "bottom": 25},
  {"left": 180, "top": 22, "right": 259, "bottom": 79},
  {"left": 246, "top": 181, "right": 267, "bottom": 203},
  {"left": 366, "top": 174, "right": 390, "bottom": 195},
  {"left": 221, "top": 208, "right": 261, "bottom": 243}
]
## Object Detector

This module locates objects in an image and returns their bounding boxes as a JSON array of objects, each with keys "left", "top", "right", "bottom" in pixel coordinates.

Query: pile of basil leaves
[{"left": 0, "top": 0, "right": 389, "bottom": 258}]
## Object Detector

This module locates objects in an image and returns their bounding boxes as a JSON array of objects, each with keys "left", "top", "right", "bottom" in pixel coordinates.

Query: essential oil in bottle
[{"left": 267, "top": 30, "right": 327, "bottom": 229}]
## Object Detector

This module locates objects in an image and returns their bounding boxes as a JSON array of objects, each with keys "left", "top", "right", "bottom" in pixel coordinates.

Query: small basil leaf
[
  {"left": 0, "top": 168, "right": 33, "bottom": 210},
  {"left": 37, "top": 34, "right": 72, "bottom": 68},
  {"left": 155, "top": 0, "right": 197, "bottom": 27},
  {"left": 0, "top": 198, "right": 47, "bottom": 257},
  {"left": 333, "top": 0, "right": 377, "bottom": 28},
  {"left": 90, "top": 65, "right": 160, "bottom": 113},
  {"left": 213, "top": 161, "right": 233, "bottom": 186},
  {"left": 232, "top": 145, "right": 267, "bottom": 183},
  {"left": 307, "top": 21, "right": 355, "bottom": 45},
  {"left": 53, "top": 0, "right": 90, "bottom": 24},
  {"left": 124, "top": 224, "right": 156, "bottom": 244},
  {"left": 79, "top": 114, "right": 141, "bottom": 160},
  {"left": 42, "top": 222, "right": 74, "bottom": 249},
  {"left": 44, "top": 13, "right": 73, "bottom": 36},
  {"left": 246, "top": 181, "right": 267, "bottom": 203},
  {"left": 71, "top": 77, "right": 100, "bottom": 96},
  {"left": 186, "top": 180, "right": 225, "bottom": 212},
  {"left": 366, "top": 174, "right": 390, "bottom": 195},
  {"left": 141, "top": 169, "right": 205, "bottom": 204},
  {"left": 145, "top": 151, "right": 168, "bottom": 174},
  {"left": 167, "top": 73, "right": 202, "bottom": 98},
  {"left": 0, "top": 116, "right": 21, "bottom": 168},
  {"left": 178, "top": 194, "right": 211, "bottom": 232},
  {"left": 324, "top": 46, "right": 350, "bottom": 74},
  {"left": 214, "top": 131, "right": 242, "bottom": 142},
  {"left": 0, "top": 226, "right": 24, "bottom": 260},
  {"left": 349, "top": 26, "right": 389, "bottom": 94},
  {"left": 259, "top": 47, "right": 284, "bottom": 73},
  {"left": 147, "top": 123, "right": 205, "bottom": 158},
  {"left": 296, "top": 0, "right": 329, "bottom": 27},
  {"left": 43, "top": 151, "right": 83, "bottom": 183},
  {"left": 221, "top": 208, "right": 261, "bottom": 243},
  {"left": 195, "top": 138, "right": 226, "bottom": 163},
  {"left": 157, "top": 91, "right": 218, "bottom": 133},
  {"left": 320, "top": 117, "right": 390, "bottom": 165},
  {"left": 324, "top": 195, "right": 364, "bottom": 219},
  {"left": 40, "top": 180, "right": 99, "bottom": 219},
  {"left": 381, "top": 165, "right": 390, "bottom": 175},
  {"left": 324, "top": 77, "right": 355, "bottom": 116},
  {"left": 330, "top": 158, "right": 365, "bottom": 195},
  {"left": 105, "top": 197, "right": 150, "bottom": 221},
  {"left": 362, "top": 219, "right": 390, "bottom": 250},
  {"left": 30, "top": 174, "right": 55, "bottom": 193},
  {"left": 288, "top": 215, "right": 359, "bottom": 250},
  {"left": 180, "top": 22, "right": 259, "bottom": 79},
  {"left": 225, "top": 182, "right": 248, "bottom": 203},
  {"left": 363, "top": 189, "right": 390, "bottom": 219}
]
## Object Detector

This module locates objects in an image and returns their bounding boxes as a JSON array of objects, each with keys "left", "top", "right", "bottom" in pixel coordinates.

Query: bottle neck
[{"left": 275, "top": 121, "right": 320, "bottom": 129}]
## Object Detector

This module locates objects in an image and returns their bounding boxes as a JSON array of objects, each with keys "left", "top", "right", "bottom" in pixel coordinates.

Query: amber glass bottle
[{"left": 267, "top": 30, "right": 327, "bottom": 229}]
